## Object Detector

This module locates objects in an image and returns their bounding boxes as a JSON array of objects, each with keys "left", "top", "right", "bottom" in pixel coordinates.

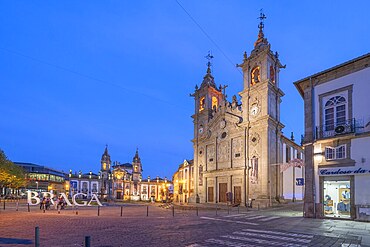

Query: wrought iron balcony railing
[{"left": 315, "top": 118, "right": 358, "bottom": 139}]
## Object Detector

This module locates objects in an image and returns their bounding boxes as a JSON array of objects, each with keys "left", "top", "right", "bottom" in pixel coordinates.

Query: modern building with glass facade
[{"left": 14, "top": 162, "right": 69, "bottom": 195}]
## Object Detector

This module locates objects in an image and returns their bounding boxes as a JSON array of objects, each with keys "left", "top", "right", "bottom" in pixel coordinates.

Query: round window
[{"left": 221, "top": 132, "right": 227, "bottom": 139}]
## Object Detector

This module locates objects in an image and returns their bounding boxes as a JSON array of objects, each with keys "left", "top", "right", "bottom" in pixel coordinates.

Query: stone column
[{"left": 303, "top": 85, "right": 316, "bottom": 218}]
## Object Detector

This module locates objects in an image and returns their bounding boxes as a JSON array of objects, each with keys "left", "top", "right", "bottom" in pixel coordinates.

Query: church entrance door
[
  {"left": 208, "top": 187, "right": 214, "bottom": 202},
  {"left": 219, "top": 183, "right": 227, "bottom": 203},
  {"left": 234, "top": 186, "right": 241, "bottom": 204}
]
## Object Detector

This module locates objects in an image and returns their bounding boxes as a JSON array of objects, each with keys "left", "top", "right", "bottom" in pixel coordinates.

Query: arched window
[
  {"left": 212, "top": 96, "right": 218, "bottom": 110},
  {"left": 199, "top": 97, "right": 205, "bottom": 112},
  {"left": 269, "top": 65, "right": 275, "bottom": 83},
  {"left": 324, "top": 96, "right": 346, "bottom": 131},
  {"left": 251, "top": 67, "right": 260, "bottom": 86},
  {"left": 250, "top": 156, "right": 258, "bottom": 184}
]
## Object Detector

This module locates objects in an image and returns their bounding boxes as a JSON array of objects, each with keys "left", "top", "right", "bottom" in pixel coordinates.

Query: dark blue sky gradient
[{"left": 1, "top": 1, "right": 369, "bottom": 178}]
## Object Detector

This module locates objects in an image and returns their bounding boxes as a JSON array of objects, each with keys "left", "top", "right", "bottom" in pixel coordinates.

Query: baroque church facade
[
  {"left": 190, "top": 18, "right": 303, "bottom": 207},
  {"left": 69, "top": 146, "right": 172, "bottom": 202}
]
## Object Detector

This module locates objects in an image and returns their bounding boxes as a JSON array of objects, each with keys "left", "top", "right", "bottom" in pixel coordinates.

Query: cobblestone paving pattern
[{"left": 0, "top": 202, "right": 369, "bottom": 247}]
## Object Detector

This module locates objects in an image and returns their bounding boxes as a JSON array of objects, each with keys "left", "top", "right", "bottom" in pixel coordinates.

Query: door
[
  {"left": 208, "top": 187, "right": 214, "bottom": 202},
  {"left": 219, "top": 183, "right": 227, "bottom": 203},
  {"left": 234, "top": 186, "right": 241, "bottom": 204}
]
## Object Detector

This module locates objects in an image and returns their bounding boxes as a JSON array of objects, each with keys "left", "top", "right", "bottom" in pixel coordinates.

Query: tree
[{"left": 0, "top": 149, "right": 27, "bottom": 194}]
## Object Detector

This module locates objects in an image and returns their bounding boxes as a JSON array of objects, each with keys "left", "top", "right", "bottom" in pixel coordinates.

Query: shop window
[
  {"left": 325, "top": 145, "right": 346, "bottom": 160},
  {"left": 323, "top": 180, "right": 350, "bottom": 218},
  {"left": 324, "top": 96, "right": 347, "bottom": 131}
]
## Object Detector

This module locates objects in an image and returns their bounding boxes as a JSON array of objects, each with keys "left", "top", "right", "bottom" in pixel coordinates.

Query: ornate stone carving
[
  {"left": 232, "top": 137, "right": 243, "bottom": 159},
  {"left": 198, "top": 147, "right": 204, "bottom": 157},
  {"left": 250, "top": 132, "right": 260, "bottom": 146},
  {"left": 207, "top": 145, "right": 215, "bottom": 163},
  {"left": 217, "top": 141, "right": 230, "bottom": 163}
]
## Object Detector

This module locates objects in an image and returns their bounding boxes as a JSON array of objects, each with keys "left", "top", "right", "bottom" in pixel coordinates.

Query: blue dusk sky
[{"left": 1, "top": 1, "right": 369, "bottom": 179}]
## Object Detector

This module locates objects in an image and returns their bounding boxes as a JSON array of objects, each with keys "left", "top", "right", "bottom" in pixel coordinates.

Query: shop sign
[
  {"left": 27, "top": 191, "right": 103, "bottom": 206},
  {"left": 319, "top": 167, "right": 370, "bottom": 176}
]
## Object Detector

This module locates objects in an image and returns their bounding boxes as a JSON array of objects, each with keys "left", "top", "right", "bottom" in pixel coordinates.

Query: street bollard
[
  {"left": 84, "top": 236, "right": 91, "bottom": 247},
  {"left": 172, "top": 206, "right": 174, "bottom": 217},
  {"left": 216, "top": 206, "right": 218, "bottom": 216},
  {"left": 16, "top": 201, "right": 19, "bottom": 211},
  {"left": 35, "top": 226, "right": 40, "bottom": 247},
  {"left": 28, "top": 203, "right": 30, "bottom": 212},
  {"left": 227, "top": 205, "right": 230, "bottom": 215},
  {"left": 75, "top": 206, "right": 78, "bottom": 215},
  {"left": 120, "top": 206, "right": 123, "bottom": 217},
  {"left": 146, "top": 205, "right": 149, "bottom": 217},
  {"left": 97, "top": 206, "right": 100, "bottom": 216},
  {"left": 3, "top": 200, "right": 5, "bottom": 210},
  {"left": 196, "top": 207, "right": 199, "bottom": 216}
]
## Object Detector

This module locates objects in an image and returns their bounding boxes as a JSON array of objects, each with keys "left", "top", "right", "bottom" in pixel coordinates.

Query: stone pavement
[{"left": 0, "top": 201, "right": 369, "bottom": 247}]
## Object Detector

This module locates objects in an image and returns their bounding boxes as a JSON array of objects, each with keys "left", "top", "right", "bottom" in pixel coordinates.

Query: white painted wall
[
  {"left": 351, "top": 136, "right": 370, "bottom": 205},
  {"left": 314, "top": 67, "right": 370, "bottom": 127},
  {"left": 282, "top": 143, "right": 305, "bottom": 200},
  {"left": 313, "top": 67, "right": 370, "bottom": 206}
]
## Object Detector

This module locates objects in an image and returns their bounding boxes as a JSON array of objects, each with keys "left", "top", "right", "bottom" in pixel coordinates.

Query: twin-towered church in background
[{"left": 68, "top": 147, "right": 172, "bottom": 202}]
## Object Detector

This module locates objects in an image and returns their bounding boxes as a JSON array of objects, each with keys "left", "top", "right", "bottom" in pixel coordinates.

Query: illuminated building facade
[
  {"left": 173, "top": 159, "right": 194, "bottom": 204},
  {"left": 69, "top": 147, "right": 173, "bottom": 202},
  {"left": 112, "top": 150, "right": 172, "bottom": 202},
  {"left": 14, "top": 162, "right": 69, "bottom": 195},
  {"left": 190, "top": 15, "right": 304, "bottom": 207}
]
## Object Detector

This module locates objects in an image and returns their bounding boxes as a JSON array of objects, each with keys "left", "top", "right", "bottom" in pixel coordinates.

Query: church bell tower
[
  {"left": 100, "top": 145, "right": 112, "bottom": 197},
  {"left": 238, "top": 11, "right": 285, "bottom": 202}
]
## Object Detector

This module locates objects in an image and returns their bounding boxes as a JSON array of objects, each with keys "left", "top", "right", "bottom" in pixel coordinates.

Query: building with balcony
[{"left": 295, "top": 53, "right": 370, "bottom": 221}]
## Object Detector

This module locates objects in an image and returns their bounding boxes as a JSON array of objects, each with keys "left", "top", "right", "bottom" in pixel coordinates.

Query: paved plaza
[{"left": 0, "top": 201, "right": 369, "bottom": 247}]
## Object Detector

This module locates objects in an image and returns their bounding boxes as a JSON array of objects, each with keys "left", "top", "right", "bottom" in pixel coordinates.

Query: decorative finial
[
  {"left": 257, "top": 9, "right": 266, "bottom": 33},
  {"left": 290, "top": 132, "right": 295, "bottom": 142},
  {"left": 243, "top": 51, "right": 248, "bottom": 61},
  {"left": 205, "top": 51, "right": 214, "bottom": 74},
  {"left": 254, "top": 9, "right": 268, "bottom": 47}
]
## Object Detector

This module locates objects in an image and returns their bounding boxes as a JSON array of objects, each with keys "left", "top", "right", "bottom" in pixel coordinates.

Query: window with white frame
[
  {"left": 325, "top": 145, "right": 346, "bottom": 160},
  {"left": 324, "top": 96, "right": 347, "bottom": 131}
]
